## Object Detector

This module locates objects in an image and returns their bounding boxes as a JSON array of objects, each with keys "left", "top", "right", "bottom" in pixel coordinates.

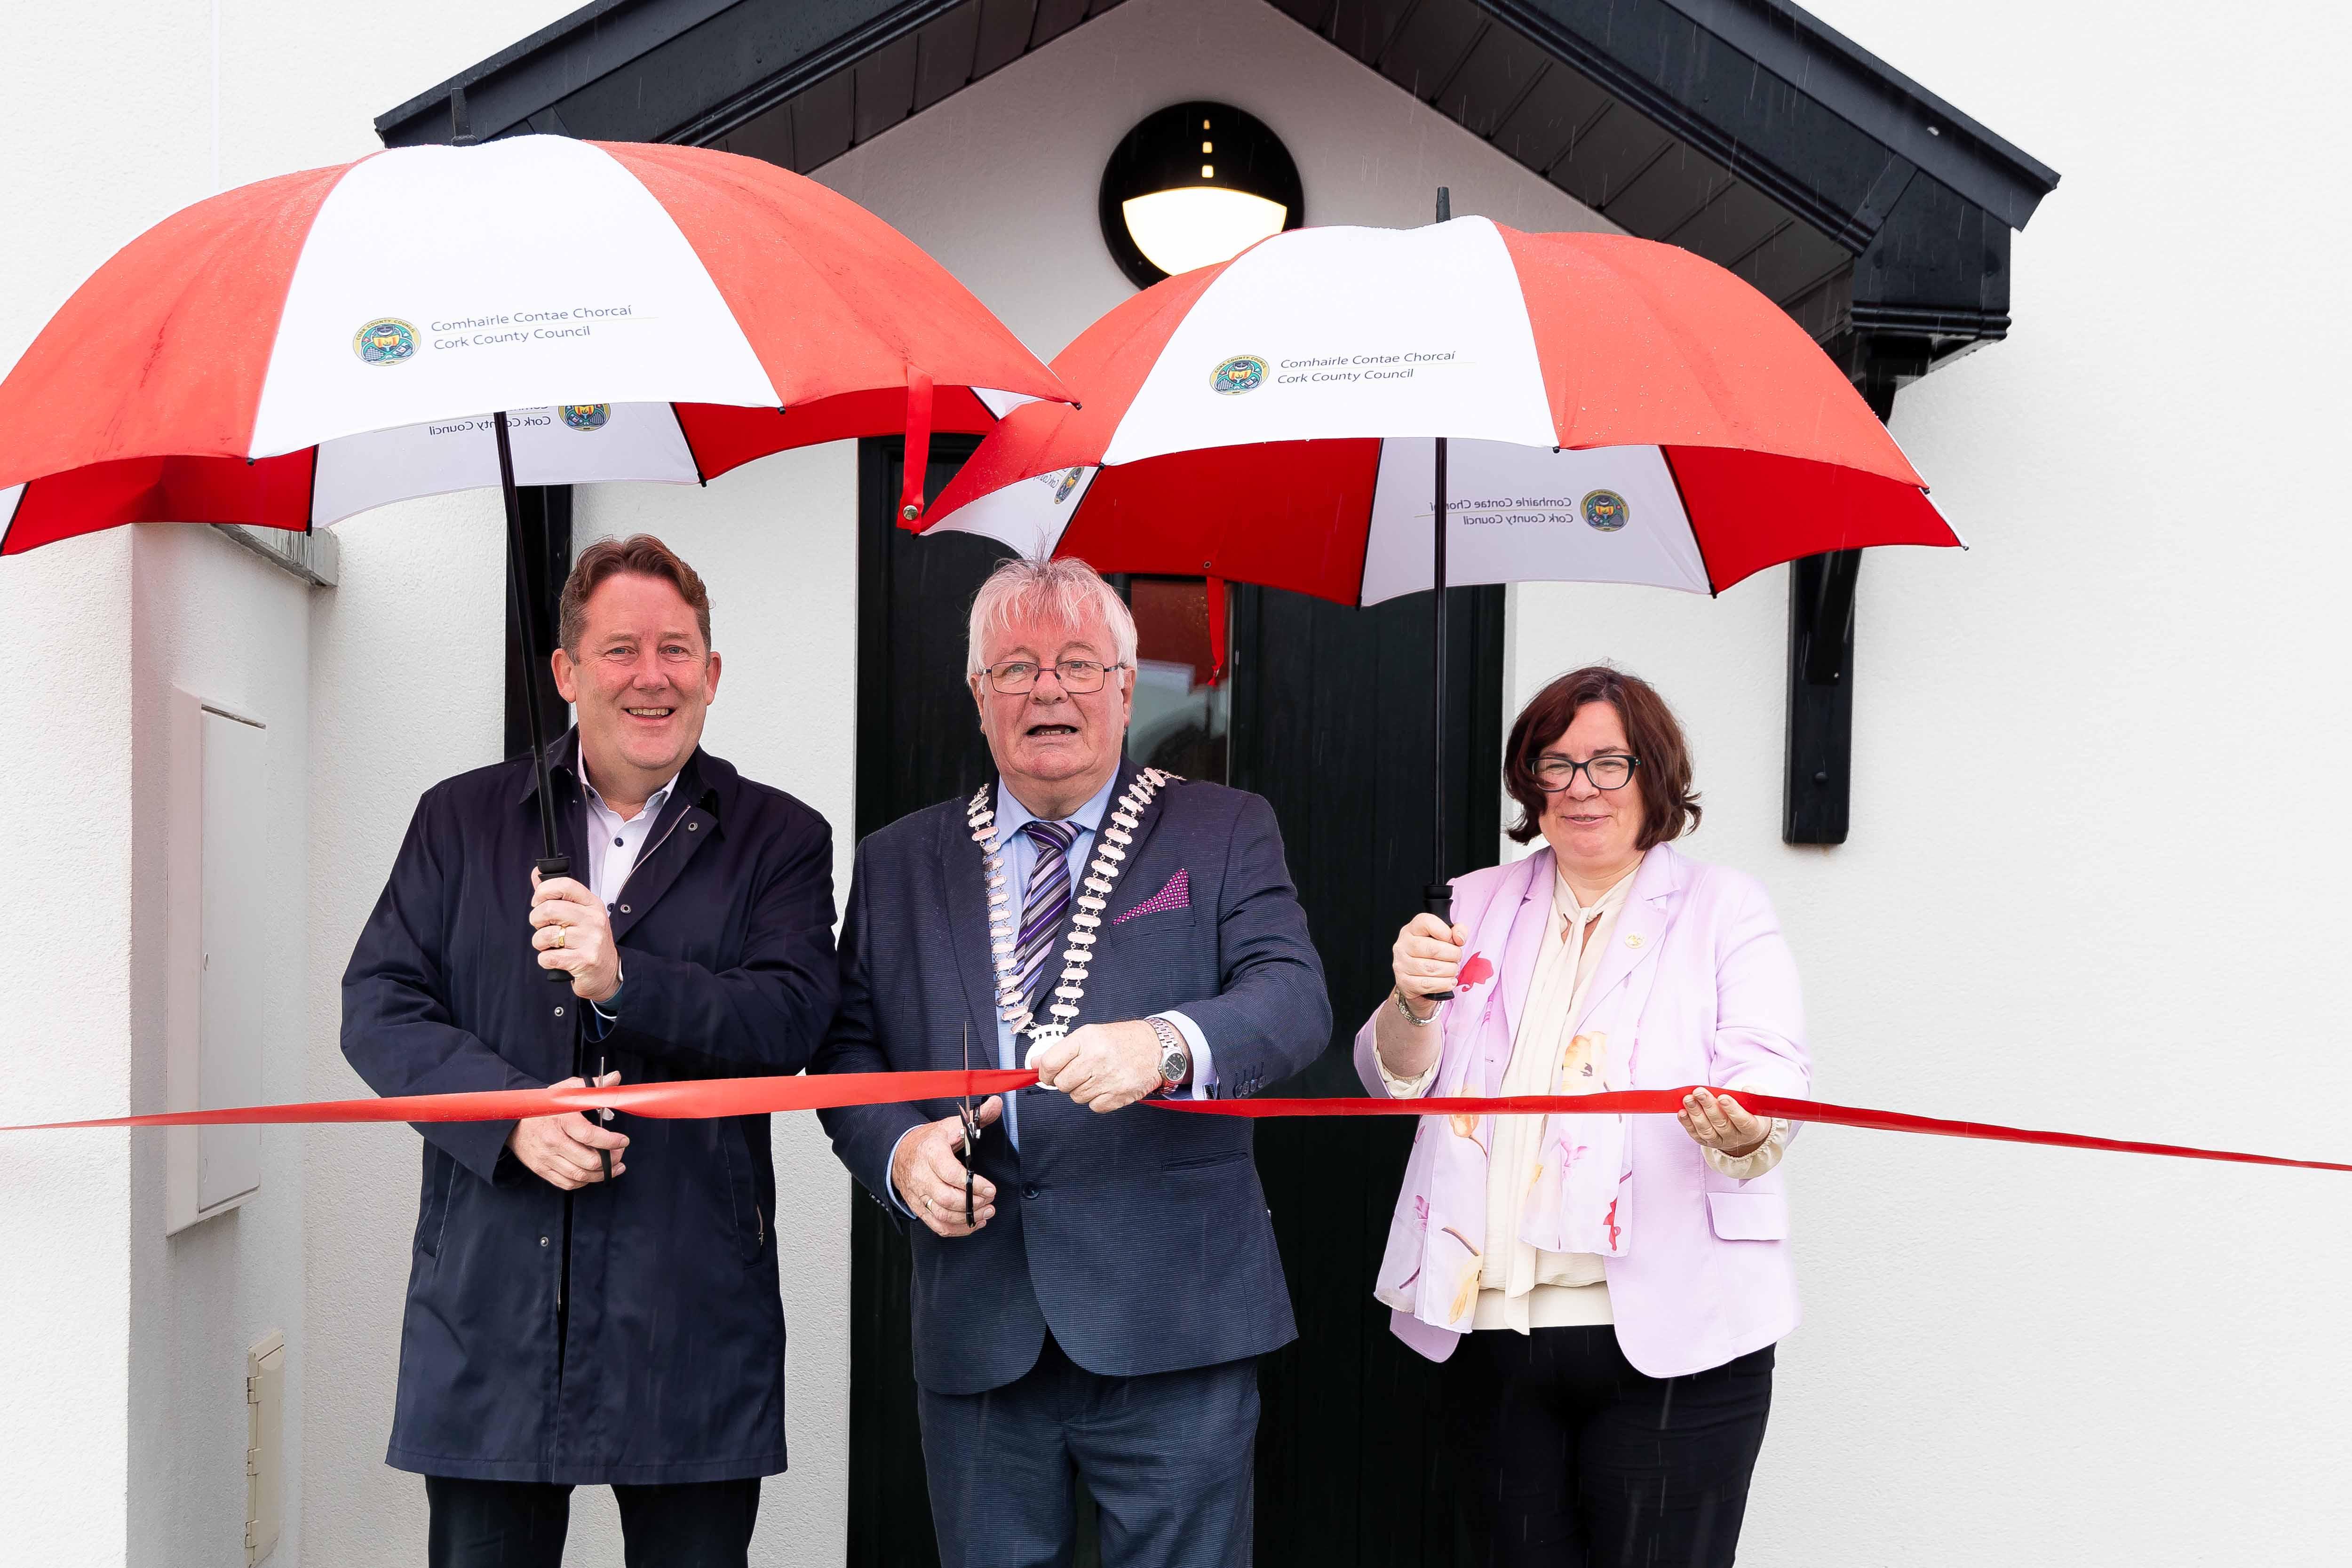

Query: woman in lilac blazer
[{"left": 1358, "top": 666, "right": 1807, "bottom": 1567}]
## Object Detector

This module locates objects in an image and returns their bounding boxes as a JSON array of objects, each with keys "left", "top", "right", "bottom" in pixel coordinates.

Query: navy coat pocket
[{"left": 415, "top": 1150, "right": 456, "bottom": 1258}]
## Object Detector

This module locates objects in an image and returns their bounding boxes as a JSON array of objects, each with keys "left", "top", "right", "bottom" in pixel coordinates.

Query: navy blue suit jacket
[
  {"left": 342, "top": 735, "right": 837, "bottom": 1483},
  {"left": 815, "top": 760, "right": 1330, "bottom": 1395}
]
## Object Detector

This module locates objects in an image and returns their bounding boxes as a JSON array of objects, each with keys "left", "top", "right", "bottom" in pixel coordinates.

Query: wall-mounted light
[{"left": 1099, "top": 102, "right": 1303, "bottom": 289}]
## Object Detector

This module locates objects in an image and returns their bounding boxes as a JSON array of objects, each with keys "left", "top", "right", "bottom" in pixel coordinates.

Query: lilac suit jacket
[{"left": 1352, "top": 842, "right": 1808, "bottom": 1378}]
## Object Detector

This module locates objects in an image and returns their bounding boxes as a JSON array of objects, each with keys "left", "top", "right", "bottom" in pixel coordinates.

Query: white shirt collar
[{"left": 578, "top": 745, "right": 682, "bottom": 826}]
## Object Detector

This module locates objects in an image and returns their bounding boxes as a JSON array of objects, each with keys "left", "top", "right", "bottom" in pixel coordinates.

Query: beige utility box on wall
[{"left": 246, "top": 1330, "right": 285, "bottom": 1563}]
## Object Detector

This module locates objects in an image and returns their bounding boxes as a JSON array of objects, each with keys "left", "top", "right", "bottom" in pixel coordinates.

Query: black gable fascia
[
  {"left": 376, "top": 0, "right": 2054, "bottom": 365},
  {"left": 1314, "top": 0, "right": 2057, "bottom": 359},
  {"left": 1475, "top": 0, "right": 1926, "bottom": 255},
  {"left": 376, "top": 0, "right": 1114, "bottom": 148},
  {"left": 377, "top": 0, "right": 742, "bottom": 145},
  {"left": 1645, "top": 0, "right": 2057, "bottom": 231}
]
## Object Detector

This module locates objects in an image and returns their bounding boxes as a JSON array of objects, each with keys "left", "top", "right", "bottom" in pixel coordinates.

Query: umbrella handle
[
  {"left": 537, "top": 855, "right": 574, "bottom": 982},
  {"left": 1422, "top": 882, "right": 1455, "bottom": 1002}
]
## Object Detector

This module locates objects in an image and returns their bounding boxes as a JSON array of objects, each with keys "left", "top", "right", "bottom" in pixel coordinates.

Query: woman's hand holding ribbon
[{"left": 1676, "top": 1087, "right": 1770, "bottom": 1160}]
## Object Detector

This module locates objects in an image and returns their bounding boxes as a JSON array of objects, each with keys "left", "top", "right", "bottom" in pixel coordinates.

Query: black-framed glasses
[
  {"left": 981, "top": 658, "right": 1125, "bottom": 694},
  {"left": 1532, "top": 754, "right": 1639, "bottom": 792}
]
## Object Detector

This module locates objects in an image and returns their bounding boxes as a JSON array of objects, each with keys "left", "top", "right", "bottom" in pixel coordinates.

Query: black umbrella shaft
[
  {"left": 1428, "top": 186, "right": 1455, "bottom": 935},
  {"left": 495, "top": 410, "right": 563, "bottom": 864},
  {"left": 1422, "top": 436, "right": 1456, "bottom": 998},
  {"left": 1427, "top": 435, "right": 1453, "bottom": 928}
]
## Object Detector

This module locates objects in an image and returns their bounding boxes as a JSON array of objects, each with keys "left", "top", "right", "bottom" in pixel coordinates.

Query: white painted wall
[{"left": 125, "top": 523, "right": 315, "bottom": 1568}]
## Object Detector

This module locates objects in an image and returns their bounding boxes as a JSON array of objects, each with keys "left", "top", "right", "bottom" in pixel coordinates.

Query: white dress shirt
[{"left": 579, "top": 755, "right": 680, "bottom": 1028}]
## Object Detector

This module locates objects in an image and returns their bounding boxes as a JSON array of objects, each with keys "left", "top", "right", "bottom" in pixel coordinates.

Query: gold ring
[{"left": 553, "top": 926, "right": 568, "bottom": 949}]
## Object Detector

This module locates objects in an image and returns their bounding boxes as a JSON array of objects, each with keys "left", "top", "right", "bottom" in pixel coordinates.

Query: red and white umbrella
[
  {"left": 922, "top": 212, "right": 1959, "bottom": 926},
  {"left": 0, "top": 134, "right": 1068, "bottom": 885},
  {"left": 0, "top": 134, "right": 1066, "bottom": 552},
  {"left": 921, "top": 216, "right": 1958, "bottom": 604}
]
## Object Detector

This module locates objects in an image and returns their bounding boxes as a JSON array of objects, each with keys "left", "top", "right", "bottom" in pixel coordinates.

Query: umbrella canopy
[
  {"left": 920, "top": 216, "right": 1958, "bottom": 603},
  {"left": 0, "top": 133, "right": 1069, "bottom": 891},
  {"left": 0, "top": 134, "right": 1067, "bottom": 550}
]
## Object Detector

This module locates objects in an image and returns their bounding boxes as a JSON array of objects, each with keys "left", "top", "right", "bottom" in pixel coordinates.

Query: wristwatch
[
  {"left": 1148, "top": 1017, "right": 1191, "bottom": 1094},
  {"left": 1394, "top": 988, "right": 1441, "bottom": 1027}
]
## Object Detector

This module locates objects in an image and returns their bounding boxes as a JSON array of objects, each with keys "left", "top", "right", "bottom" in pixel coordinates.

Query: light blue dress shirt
[{"left": 887, "top": 771, "right": 1215, "bottom": 1212}]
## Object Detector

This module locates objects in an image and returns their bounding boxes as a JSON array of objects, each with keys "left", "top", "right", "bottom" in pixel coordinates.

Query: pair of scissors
[
  {"left": 597, "top": 1051, "right": 614, "bottom": 1185},
  {"left": 958, "top": 1020, "right": 982, "bottom": 1227}
]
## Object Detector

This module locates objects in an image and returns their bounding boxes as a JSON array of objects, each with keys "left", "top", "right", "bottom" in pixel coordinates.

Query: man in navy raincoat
[{"left": 343, "top": 534, "right": 837, "bottom": 1568}]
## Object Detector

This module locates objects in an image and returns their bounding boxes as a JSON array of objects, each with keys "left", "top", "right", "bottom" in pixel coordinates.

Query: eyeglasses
[
  {"left": 979, "top": 658, "right": 1127, "bottom": 694},
  {"left": 1532, "top": 754, "right": 1639, "bottom": 792}
]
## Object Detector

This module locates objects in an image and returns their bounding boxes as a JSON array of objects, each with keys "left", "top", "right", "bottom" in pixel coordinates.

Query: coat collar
[
  {"left": 517, "top": 729, "right": 721, "bottom": 812},
  {"left": 518, "top": 730, "right": 725, "bottom": 938}
]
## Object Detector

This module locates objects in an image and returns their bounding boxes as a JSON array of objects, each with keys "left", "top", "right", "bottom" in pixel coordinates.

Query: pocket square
[{"left": 1113, "top": 868, "right": 1190, "bottom": 923}]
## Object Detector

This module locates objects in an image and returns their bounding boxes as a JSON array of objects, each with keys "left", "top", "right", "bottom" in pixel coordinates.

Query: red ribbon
[
  {"left": 4, "top": 1072, "right": 2347, "bottom": 1173},
  {"left": 0, "top": 1070, "right": 1033, "bottom": 1131},
  {"left": 1160, "top": 1088, "right": 2352, "bottom": 1173}
]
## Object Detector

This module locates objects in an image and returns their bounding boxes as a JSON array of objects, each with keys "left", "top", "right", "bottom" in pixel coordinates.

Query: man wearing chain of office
[{"left": 816, "top": 556, "right": 1329, "bottom": 1568}]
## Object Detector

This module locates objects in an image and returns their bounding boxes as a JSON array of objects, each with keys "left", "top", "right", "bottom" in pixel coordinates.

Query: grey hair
[{"left": 965, "top": 557, "right": 1138, "bottom": 679}]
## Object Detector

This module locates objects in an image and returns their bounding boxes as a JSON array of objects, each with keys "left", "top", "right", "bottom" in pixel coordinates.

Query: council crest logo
[
  {"left": 353, "top": 318, "right": 417, "bottom": 366},
  {"left": 1581, "top": 489, "right": 1629, "bottom": 532},
  {"left": 1052, "top": 467, "right": 1083, "bottom": 504},
  {"left": 560, "top": 404, "right": 612, "bottom": 431},
  {"left": 1211, "top": 355, "right": 1267, "bottom": 395}
]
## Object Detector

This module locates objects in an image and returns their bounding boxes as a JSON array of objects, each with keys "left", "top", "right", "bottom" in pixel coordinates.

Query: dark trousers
[
  {"left": 423, "top": 1475, "right": 760, "bottom": 1568},
  {"left": 1441, "top": 1327, "right": 1774, "bottom": 1568},
  {"left": 917, "top": 1329, "right": 1260, "bottom": 1568}
]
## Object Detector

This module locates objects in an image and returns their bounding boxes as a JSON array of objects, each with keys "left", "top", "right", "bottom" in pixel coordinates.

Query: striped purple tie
[{"left": 1014, "top": 819, "right": 1079, "bottom": 1016}]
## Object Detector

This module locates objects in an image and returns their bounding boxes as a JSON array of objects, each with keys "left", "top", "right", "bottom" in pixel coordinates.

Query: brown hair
[
  {"left": 558, "top": 534, "right": 712, "bottom": 655},
  {"left": 1503, "top": 666, "right": 1700, "bottom": 848}
]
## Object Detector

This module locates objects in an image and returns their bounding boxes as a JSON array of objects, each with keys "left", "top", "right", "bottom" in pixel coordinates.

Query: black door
[
  {"left": 848, "top": 438, "right": 1503, "bottom": 1567},
  {"left": 1226, "top": 580, "right": 1503, "bottom": 1567}
]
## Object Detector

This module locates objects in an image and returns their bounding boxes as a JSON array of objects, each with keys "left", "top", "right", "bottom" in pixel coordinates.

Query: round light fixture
[{"left": 1099, "top": 102, "right": 1303, "bottom": 290}]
